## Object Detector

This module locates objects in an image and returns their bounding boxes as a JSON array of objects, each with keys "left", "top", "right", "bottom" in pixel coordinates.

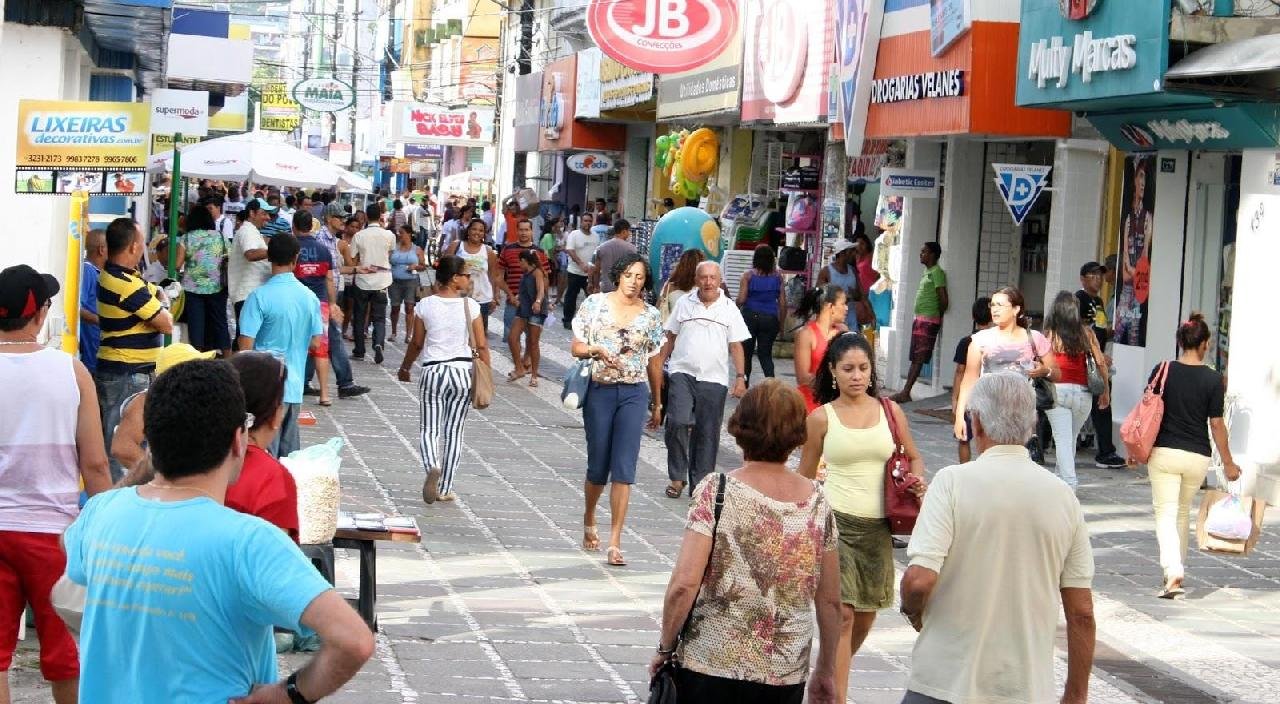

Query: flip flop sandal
[
  {"left": 318, "top": 399, "right": 333, "bottom": 407},
  {"left": 606, "top": 546, "right": 627, "bottom": 567},
  {"left": 665, "top": 483, "right": 685, "bottom": 499},
  {"left": 582, "top": 525, "right": 600, "bottom": 551},
  {"left": 529, "top": 376, "right": 539, "bottom": 388}
]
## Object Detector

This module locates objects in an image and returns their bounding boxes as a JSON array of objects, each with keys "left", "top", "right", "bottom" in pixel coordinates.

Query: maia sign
[{"left": 292, "top": 78, "right": 356, "bottom": 113}]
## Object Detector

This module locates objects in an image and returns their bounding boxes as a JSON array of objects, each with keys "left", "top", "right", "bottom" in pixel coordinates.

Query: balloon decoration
[
  {"left": 649, "top": 207, "right": 723, "bottom": 285},
  {"left": 654, "top": 127, "right": 720, "bottom": 202}
]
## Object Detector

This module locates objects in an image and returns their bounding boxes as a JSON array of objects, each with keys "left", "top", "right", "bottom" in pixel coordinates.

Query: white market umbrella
[{"left": 148, "top": 131, "right": 372, "bottom": 191}]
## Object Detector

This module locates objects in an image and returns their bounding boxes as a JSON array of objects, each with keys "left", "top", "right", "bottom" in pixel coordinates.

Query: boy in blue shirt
[{"left": 62, "top": 360, "right": 372, "bottom": 702}]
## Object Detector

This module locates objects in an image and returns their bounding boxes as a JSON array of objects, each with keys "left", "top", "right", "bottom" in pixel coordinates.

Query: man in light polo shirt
[
  {"left": 349, "top": 203, "right": 396, "bottom": 364},
  {"left": 899, "top": 372, "right": 1095, "bottom": 704},
  {"left": 659, "top": 261, "right": 749, "bottom": 497}
]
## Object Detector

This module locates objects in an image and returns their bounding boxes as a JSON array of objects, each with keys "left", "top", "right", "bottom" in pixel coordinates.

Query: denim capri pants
[{"left": 583, "top": 380, "right": 648, "bottom": 485}]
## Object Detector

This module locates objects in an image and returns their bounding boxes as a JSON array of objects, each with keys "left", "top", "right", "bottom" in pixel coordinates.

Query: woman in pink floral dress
[{"left": 650, "top": 380, "right": 841, "bottom": 703}]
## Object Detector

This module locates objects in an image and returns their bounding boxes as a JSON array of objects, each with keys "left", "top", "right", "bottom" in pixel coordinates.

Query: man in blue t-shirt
[
  {"left": 78, "top": 228, "right": 107, "bottom": 372},
  {"left": 62, "top": 360, "right": 372, "bottom": 703},
  {"left": 237, "top": 232, "right": 325, "bottom": 458}
]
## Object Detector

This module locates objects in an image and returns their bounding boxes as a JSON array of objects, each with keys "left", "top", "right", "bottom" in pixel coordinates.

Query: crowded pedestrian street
[
  {"left": 9, "top": 1, "right": 1280, "bottom": 702},
  {"left": 9, "top": 321, "right": 1279, "bottom": 703}
]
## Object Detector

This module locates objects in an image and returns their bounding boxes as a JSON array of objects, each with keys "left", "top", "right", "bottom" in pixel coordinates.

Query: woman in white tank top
[
  {"left": 446, "top": 218, "right": 501, "bottom": 332},
  {"left": 396, "top": 255, "right": 491, "bottom": 506}
]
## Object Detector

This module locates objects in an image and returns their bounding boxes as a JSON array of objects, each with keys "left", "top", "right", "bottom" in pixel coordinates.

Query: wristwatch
[{"left": 285, "top": 672, "right": 313, "bottom": 704}]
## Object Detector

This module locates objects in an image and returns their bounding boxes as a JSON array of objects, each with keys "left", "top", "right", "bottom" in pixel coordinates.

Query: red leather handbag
[{"left": 880, "top": 397, "right": 922, "bottom": 535}]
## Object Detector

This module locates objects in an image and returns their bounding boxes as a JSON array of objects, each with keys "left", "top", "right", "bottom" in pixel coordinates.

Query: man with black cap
[
  {"left": 1077, "top": 261, "right": 1125, "bottom": 469},
  {"left": 229, "top": 197, "right": 274, "bottom": 341},
  {"left": 0, "top": 264, "right": 111, "bottom": 703}
]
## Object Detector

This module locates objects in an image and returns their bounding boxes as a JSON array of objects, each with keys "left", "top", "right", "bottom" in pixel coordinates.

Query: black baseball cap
[
  {"left": 0, "top": 265, "right": 59, "bottom": 321},
  {"left": 1080, "top": 261, "right": 1106, "bottom": 276}
]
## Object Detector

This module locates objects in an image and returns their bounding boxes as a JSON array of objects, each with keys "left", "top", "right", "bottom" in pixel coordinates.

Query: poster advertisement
[
  {"left": 259, "top": 82, "right": 301, "bottom": 132},
  {"left": 1114, "top": 154, "right": 1156, "bottom": 347},
  {"left": 930, "top": 0, "right": 972, "bottom": 56},
  {"left": 106, "top": 172, "right": 145, "bottom": 194},
  {"left": 15, "top": 100, "right": 150, "bottom": 170},
  {"left": 55, "top": 171, "right": 104, "bottom": 194},
  {"left": 395, "top": 102, "right": 495, "bottom": 147},
  {"left": 15, "top": 171, "right": 54, "bottom": 193}
]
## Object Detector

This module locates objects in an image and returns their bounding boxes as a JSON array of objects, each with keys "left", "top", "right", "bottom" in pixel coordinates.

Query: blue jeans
[
  {"left": 183, "top": 289, "right": 231, "bottom": 352},
  {"left": 306, "top": 319, "right": 354, "bottom": 389},
  {"left": 583, "top": 381, "right": 648, "bottom": 485},
  {"left": 94, "top": 368, "right": 153, "bottom": 482},
  {"left": 269, "top": 402, "right": 302, "bottom": 459},
  {"left": 502, "top": 300, "right": 518, "bottom": 339}
]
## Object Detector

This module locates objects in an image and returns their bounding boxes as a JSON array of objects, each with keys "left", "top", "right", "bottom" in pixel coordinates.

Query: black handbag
[
  {"left": 648, "top": 474, "right": 726, "bottom": 704},
  {"left": 778, "top": 246, "right": 807, "bottom": 272},
  {"left": 1027, "top": 334, "right": 1056, "bottom": 411}
]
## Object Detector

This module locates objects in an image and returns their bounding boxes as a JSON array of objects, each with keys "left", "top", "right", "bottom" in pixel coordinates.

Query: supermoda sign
[
  {"left": 149, "top": 89, "right": 209, "bottom": 137},
  {"left": 586, "top": 0, "right": 739, "bottom": 74},
  {"left": 870, "top": 70, "right": 964, "bottom": 104},
  {"left": 15, "top": 100, "right": 150, "bottom": 170},
  {"left": 600, "top": 56, "right": 655, "bottom": 110},
  {"left": 399, "top": 103, "right": 495, "bottom": 147}
]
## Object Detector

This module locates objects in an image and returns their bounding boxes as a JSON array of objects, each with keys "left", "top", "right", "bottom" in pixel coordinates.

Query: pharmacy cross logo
[
  {"left": 1059, "top": 0, "right": 1099, "bottom": 20},
  {"left": 586, "top": 0, "right": 738, "bottom": 74},
  {"left": 992, "top": 163, "right": 1052, "bottom": 226}
]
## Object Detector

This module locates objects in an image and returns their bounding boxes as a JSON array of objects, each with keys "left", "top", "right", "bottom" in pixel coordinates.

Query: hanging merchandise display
[{"left": 654, "top": 127, "right": 721, "bottom": 201}]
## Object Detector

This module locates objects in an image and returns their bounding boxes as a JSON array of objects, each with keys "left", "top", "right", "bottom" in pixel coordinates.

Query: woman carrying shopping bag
[
  {"left": 1043, "top": 290, "right": 1109, "bottom": 491},
  {"left": 1132, "top": 314, "right": 1240, "bottom": 599},
  {"left": 397, "top": 255, "right": 491, "bottom": 505}
]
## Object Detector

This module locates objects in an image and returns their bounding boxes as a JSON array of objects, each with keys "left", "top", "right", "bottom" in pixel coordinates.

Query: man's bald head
[{"left": 85, "top": 228, "right": 107, "bottom": 266}]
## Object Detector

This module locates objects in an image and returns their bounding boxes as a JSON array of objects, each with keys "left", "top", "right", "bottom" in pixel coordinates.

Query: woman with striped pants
[{"left": 398, "top": 255, "right": 490, "bottom": 503}]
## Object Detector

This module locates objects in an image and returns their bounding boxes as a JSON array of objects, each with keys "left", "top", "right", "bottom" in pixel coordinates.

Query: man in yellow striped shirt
[{"left": 95, "top": 217, "right": 173, "bottom": 480}]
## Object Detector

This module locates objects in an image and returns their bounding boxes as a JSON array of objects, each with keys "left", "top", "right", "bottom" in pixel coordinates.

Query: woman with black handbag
[
  {"left": 650, "top": 381, "right": 840, "bottom": 703},
  {"left": 954, "top": 287, "right": 1060, "bottom": 460}
]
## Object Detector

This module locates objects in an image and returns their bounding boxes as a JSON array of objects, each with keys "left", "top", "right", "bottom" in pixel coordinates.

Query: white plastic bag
[
  {"left": 1205, "top": 493, "right": 1253, "bottom": 541},
  {"left": 281, "top": 437, "right": 344, "bottom": 544}
]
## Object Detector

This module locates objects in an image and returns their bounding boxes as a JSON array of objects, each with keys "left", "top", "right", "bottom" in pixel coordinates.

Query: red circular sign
[{"left": 586, "top": 0, "right": 739, "bottom": 74}]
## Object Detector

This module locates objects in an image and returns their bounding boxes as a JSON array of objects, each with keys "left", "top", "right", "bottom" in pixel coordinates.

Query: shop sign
[
  {"left": 512, "top": 73, "right": 543, "bottom": 152},
  {"left": 576, "top": 48, "right": 603, "bottom": 119},
  {"left": 291, "top": 77, "right": 356, "bottom": 113},
  {"left": 149, "top": 89, "right": 209, "bottom": 137},
  {"left": 404, "top": 144, "right": 443, "bottom": 159},
  {"left": 601, "top": 55, "right": 654, "bottom": 110},
  {"left": 566, "top": 152, "right": 615, "bottom": 175},
  {"left": 870, "top": 70, "right": 964, "bottom": 104},
  {"left": 259, "top": 82, "right": 301, "bottom": 132},
  {"left": 586, "top": 0, "right": 740, "bottom": 74},
  {"left": 992, "top": 163, "right": 1052, "bottom": 226},
  {"left": 150, "top": 133, "right": 202, "bottom": 154},
  {"left": 741, "top": 0, "right": 833, "bottom": 124},
  {"left": 329, "top": 142, "right": 351, "bottom": 166},
  {"left": 880, "top": 168, "right": 939, "bottom": 198},
  {"left": 542, "top": 71, "right": 568, "bottom": 141},
  {"left": 15, "top": 99, "right": 150, "bottom": 170},
  {"left": 929, "top": 0, "right": 971, "bottom": 57},
  {"left": 1017, "top": 0, "right": 1170, "bottom": 108},
  {"left": 655, "top": 3, "right": 744, "bottom": 119},
  {"left": 1086, "top": 104, "right": 1280, "bottom": 152},
  {"left": 847, "top": 139, "right": 891, "bottom": 183},
  {"left": 396, "top": 102, "right": 495, "bottom": 147},
  {"left": 835, "top": 0, "right": 882, "bottom": 156}
]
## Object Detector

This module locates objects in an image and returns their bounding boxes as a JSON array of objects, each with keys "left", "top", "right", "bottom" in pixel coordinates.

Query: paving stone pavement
[{"left": 10, "top": 317, "right": 1280, "bottom": 703}]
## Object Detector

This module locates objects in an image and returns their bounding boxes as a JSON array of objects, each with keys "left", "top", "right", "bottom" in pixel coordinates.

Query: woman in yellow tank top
[{"left": 799, "top": 332, "right": 927, "bottom": 700}]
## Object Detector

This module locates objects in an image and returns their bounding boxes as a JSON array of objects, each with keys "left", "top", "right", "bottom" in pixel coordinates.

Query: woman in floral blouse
[
  {"left": 181, "top": 203, "right": 230, "bottom": 354},
  {"left": 651, "top": 380, "right": 840, "bottom": 703},
  {"left": 570, "top": 252, "right": 664, "bottom": 567}
]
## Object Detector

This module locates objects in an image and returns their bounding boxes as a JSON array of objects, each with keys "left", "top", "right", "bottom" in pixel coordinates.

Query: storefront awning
[
  {"left": 1164, "top": 34, "right": 1280, "bottom": 101},
  {"left": 83, "top": 0, "right": 171, "bottom": 92}
]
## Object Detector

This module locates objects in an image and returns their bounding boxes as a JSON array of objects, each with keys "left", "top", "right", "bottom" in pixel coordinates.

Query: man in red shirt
[{"left": 498, "top": 219, "right": 549, "bottom": 367}]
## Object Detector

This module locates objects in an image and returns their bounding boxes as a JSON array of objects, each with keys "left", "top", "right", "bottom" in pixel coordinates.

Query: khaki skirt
[{"left": 834, "top": 511, "right": 895, "bottom": 611}]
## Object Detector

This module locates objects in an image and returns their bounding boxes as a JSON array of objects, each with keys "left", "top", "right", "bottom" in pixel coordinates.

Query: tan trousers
[{"left": 1147, "top": 446, "right": 1211, "bottom": 580}]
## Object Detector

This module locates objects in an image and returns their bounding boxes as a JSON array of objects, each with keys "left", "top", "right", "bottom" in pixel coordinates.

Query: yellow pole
[{"left": 61, "top": 190, "right": 89, "bottom": 355}]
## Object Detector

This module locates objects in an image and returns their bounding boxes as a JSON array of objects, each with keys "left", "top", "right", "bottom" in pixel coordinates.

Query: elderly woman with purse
[{"left": 651, "top": 380, "right": 840, "bottom": 703}]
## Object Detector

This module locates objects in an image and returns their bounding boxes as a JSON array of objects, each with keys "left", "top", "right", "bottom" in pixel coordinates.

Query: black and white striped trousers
[{"left": 419, "top": 361, "right": 473, "bottom": 496}]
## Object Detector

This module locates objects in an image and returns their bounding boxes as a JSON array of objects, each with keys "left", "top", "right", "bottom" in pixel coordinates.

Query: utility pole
[
  {"left": 349, "top": 0, "right": 359, "bottom": 158},
  {"left": 333, "top": 0, "right": 343, "bottom": 144}
]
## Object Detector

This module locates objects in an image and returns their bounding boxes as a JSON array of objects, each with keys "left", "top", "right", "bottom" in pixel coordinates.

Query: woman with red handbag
[{"left": 799, "top": 333, "right": 927, "bottom": 699}]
